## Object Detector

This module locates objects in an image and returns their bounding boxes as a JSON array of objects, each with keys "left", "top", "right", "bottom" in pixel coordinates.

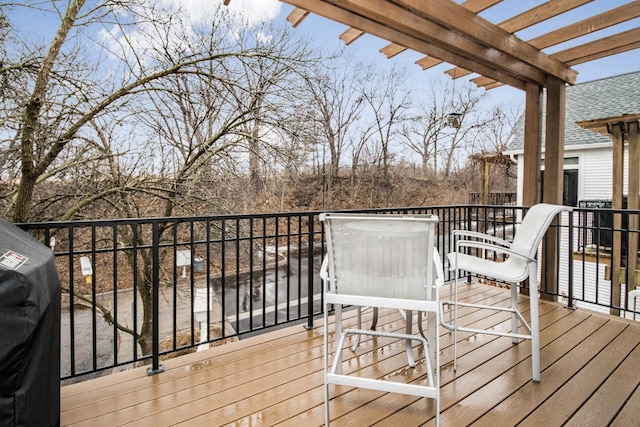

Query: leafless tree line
[
  {"left": 0, "top": 1, "right": 519, "bottom": 224},
  {"left": 0, "top": 1, "right": 518, "bottom": 358}
]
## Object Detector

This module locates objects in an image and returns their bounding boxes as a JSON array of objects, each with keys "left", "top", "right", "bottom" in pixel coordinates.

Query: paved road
[
  {"left": 60, "top": 279, "right": 228, "bottom": 382},
  {"left": 60, "top": 253, "right": 323, "bottom": 383}
]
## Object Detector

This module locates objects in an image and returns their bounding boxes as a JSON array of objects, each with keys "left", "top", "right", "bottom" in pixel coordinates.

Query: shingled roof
[{"left": 505, "top": 70, "right": 640, "bottom": 154}]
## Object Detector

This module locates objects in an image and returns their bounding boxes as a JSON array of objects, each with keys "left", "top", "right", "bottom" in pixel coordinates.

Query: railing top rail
[{"left": 15, "top": 205, "right": 484, "bottom": 228}]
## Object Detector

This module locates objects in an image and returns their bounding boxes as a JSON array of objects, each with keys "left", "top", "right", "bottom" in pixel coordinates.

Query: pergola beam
[
  {"left": 281, "top": 0, "right": 529, "bottom": 89},
  {"left": 281, "top": 0, "right": 576, "bottom": 89},
  {"left": 470, "top": 2, "right": 640, "bottom": 89},
  {"left": 339, "top": 27, "right": 364, "bottom": 45},
  {"left": 415, "top": 0, "right": 504, "bottom": 70},
  {"left": 528, "top": 2, "right": 640, "bottom": 50},
  {"left": 499, "top": 0, "right": 593, "bottom": 34},
  {"left": 391, "top": 0, "right": 577, "bottom": 84},
  {"left": 227, "top": 0, "right": 637, "bottom": 92},
  {"left": 286, "top": 7, "right": 309, "bottom": 27},
  {"left": 446, "top": 0, "right": 593, "bottom": 81},
  {"left": 379, "top": 43, "right": 407, "bottom": 59},
  {"left": 555, "top": 28, "right": 640, "bottom": 66}
]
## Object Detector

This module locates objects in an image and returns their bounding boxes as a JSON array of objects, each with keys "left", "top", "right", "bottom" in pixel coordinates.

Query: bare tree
[
  {"left": 301, "top": 59, "right": 365, "bottom": 207},
  {"left": 399, "top": 83, "right": 449, "bottom": 178},
  {"left": 1, "top": 1, "right": 321, "bottom": 356},
  {"left": 469, "top": 103, "right": 522, "bottom": 154},
  {"left": 358, "top": 64, "right": 411, "bottom": 185},
  {"left": 399, "top": 77, "right": 486, "bottom": 178},
  {"left": 0, "top": 1, "right": 310, "bottom": 222}
]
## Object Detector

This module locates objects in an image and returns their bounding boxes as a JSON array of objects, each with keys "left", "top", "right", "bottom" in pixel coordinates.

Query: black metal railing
[
  {"left": 468, "top": 192, "right": 517, "bottom": 206},
  {"left": 16, "top": 204, "right": 639, "bottom": 383}
]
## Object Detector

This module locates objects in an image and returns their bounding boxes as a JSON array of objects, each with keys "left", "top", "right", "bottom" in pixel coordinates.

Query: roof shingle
[{"left": 506, "top": 70, "right": 640, "bottom": 153}]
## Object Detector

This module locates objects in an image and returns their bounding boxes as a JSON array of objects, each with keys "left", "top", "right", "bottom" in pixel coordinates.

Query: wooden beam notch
[
  {"left": 339, "top": 27, "right": 364, "bottom": 45},
  {"left": 287, "top": 7, "right": 309, "bottom": 28}
]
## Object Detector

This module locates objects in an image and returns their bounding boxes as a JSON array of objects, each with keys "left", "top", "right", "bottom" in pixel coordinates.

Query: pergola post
[
  {"left": 578, "top": 114, "right": 640, "bottom": 315},
  {"left": 628, "top": 121, "right": 640, "bottom": 302},
  {"left": 608, "top": 120, "right": 639, "bottom": 315},
  {"left": 542, "top": 78, "right": 566, "bottom": 206},
  {"left": 610, "top": 123, "right": 625, "bottom": 314},
  {"left": 481, "top": 159, "right": 491, "bottom": 205},
  {"left": 540, "top": 78, "right": 566, "bottom": 299},
  {"left": 522, "top": 82, "right": 543, "bottom": 207}
]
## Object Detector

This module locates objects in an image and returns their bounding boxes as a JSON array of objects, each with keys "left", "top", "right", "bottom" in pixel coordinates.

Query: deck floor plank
[
  {"left": 60, "top": 283, "right": 640, "bottom": 426},
  {"left": 609, "top": 376, "right": 640, "bottom": 426},
  {"left": 381, "top": 303, "right": 578, "bottom": 427},
  {"left": 471, "top": 314, "right": 624, "bottom": 427},
  {"left": 454, "top": 314, "right": 615, "bottom": 425},
  {"left": 522, "top": 321, "right": 640, "bottom": 427},
  {"left": 564, "top": 332, "right": 640, "bottom": 427},
  {"left": 334, "top": 298, "right": 565, "bottom": 426}
]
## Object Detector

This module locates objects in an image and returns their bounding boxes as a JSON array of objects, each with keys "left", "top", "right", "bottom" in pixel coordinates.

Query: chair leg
[
  {"left": 510, "top": 283, "right": 519, "bottom": 344},
  {"left": 371, "top": 307, "right": 378, "bottom": 330},
  {"left": 351, "top": 307, "right": 378, "bottom": 351},
  {"left": 453, "top": 273, "right": 459, "bottom": 372},
  {"left": 351, "top": 307, "right": 363, "bottom": 351},
  {"left": 529, "top": 267, "right": 541, "bottom": 382},
  {"left": 426, "top": 311, "right": 438, "bottom": 374},
  {"left": 405, "top": 309, "right": 416, "bottom": 368},
  {"left": 324, "top": 383, "right": 330, "bottom": 426},
  {"left": 335, "top": 304, "right": 343, "bottom": 375},
  {"left": 448, "top": 279, "right": 454, "bottom": 331},
  {"left": 323, "top": 303, "right": 330, "bottom": 426}
]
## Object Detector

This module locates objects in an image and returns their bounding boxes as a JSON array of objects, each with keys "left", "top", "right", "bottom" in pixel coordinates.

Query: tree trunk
[{"left": 12, "top": 173, "right": 36, "bottom": 222}]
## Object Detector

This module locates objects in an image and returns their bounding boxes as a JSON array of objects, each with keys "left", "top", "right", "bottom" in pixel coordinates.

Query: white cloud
[
  {"left": 157, "top": 0, "right": 282, "bottom": 28},
  {"left": 97, "top": 0, "right": 283, "bottom": 69},
  {"left": 217, "top": 0, "right": 283, "bottom": 26}
]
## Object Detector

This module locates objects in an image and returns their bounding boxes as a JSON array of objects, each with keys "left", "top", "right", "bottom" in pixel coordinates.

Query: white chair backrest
[
  {"left": 510, "top": 203, "right": 571, "bottom": 259},
  {"left": 321, "top": 213, "right": 439, "bottom": 301}
]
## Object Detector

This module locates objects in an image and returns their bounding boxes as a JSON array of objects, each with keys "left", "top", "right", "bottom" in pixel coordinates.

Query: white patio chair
[
  {"left": 323, "top": 250, "right": 445, "bottom": 360},
  {"left": 346, "top": 249, "right": 444, "bottom": 354},
  {"left": 320, "top": 212, "right": 441, "bottom": 426},
  {"left": 627, "top": 289, "right": 640, "bottom": 320},
  {"left": 442, "top": 203, "right": 571, "bottom": 382}
]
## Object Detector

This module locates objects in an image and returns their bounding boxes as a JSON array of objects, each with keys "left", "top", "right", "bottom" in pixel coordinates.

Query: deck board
[{"left": 61, "top": 283, "right": 640, "bottom": 426}]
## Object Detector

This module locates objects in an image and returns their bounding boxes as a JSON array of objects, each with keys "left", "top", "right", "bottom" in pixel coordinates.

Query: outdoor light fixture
[{"left": 444, "top": 112, "right": 462, "bottom": 129}]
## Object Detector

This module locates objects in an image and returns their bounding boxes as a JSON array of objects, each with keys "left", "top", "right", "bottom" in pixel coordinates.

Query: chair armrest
[
  {"left": 452, "top": 229, "right": 512, "bottom": 247},
  {"left": 320, "top": 255, "right": 328, "bottom": 281},
  {"left": 455, "top": 240, "right": 536, "bottom": 263},
  {"left": 433, "top": 249, "right": 445, "bottom": 287}
]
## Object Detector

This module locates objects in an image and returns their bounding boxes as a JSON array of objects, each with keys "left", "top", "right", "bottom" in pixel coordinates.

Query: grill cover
[{"left": 0, "top": 219, "right": 61, "bottom": 427}]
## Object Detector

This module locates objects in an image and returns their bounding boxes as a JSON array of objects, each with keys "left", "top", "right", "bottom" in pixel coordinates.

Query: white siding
[
  {"left": 580, "top": 147, "right": 614, "bottom": 200},
  {"left": 514, "top": 146, "right": 635, "bottom": 316},
  {"left": 514, "top": 145, "right": 632, "bottom": 204}
]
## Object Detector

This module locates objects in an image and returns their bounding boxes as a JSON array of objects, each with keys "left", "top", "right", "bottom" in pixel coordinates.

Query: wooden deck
[{"left": 60, "top": 282, "right": 640, "bottom": 426}]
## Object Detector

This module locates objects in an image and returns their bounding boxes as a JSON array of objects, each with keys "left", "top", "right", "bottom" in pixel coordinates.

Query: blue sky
[
  {"left": 266, "top": 0, "right": 640, "bottom": 107},
  {"left": 8, "top": 0, "right": 639, "bottom": 109}
]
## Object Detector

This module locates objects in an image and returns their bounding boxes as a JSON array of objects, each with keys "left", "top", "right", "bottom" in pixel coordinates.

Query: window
[{"left": 540, "top": 157, "right": 579, "bottom": 207}]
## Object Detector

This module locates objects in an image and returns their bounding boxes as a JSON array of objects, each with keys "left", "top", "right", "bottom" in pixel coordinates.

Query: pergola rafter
[
  {"left": 279, "top": 1, "right": 639, "bottom": 92},
  {"left": 278, "top": 0, "right": 577, "bottom": 89}
]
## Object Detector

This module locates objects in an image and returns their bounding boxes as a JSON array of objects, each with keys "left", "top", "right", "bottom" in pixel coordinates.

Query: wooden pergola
[
  {"left": 223, "top": 0, "right": 640, "bottom": 207},
  {"left": 223, "top": 0, "right": 639, "bottom": 294}
]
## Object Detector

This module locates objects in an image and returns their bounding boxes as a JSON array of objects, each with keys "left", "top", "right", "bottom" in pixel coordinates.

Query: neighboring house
[
  {"left": 504, "top": 71, "right": 640, "bottom": 315},
  {"left": 504, "top": 70, "right": 640, "bottom": 207}
]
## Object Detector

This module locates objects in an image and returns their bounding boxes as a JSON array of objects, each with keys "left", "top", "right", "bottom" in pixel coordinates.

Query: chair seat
[{"left": 447, "top": 252, "right": 529, "bottom": 284}]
